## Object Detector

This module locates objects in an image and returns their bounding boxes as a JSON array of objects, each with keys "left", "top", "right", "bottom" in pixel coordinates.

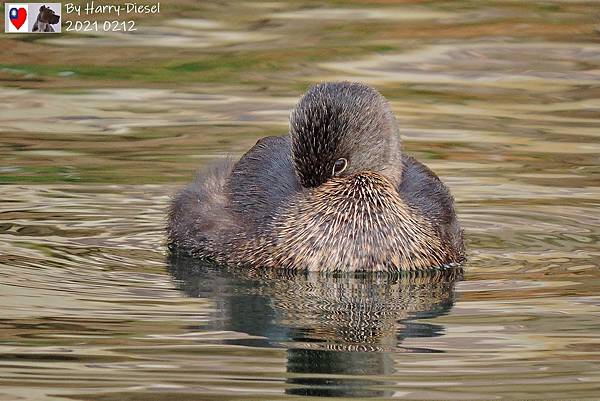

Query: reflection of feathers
[
  {"left": 168, "top": 255, "right": 461, "bottom": 398},
  {"left": 167, "top": 255, "right": 461, "bottom": 350},
  {"left": 264, "top": 269, "right": 461, "bottom": 349}
]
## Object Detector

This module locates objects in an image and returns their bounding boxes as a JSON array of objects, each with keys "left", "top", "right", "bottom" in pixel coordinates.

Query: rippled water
[{"left": 1, "top": 1, "right": 600, "bottom": 400}]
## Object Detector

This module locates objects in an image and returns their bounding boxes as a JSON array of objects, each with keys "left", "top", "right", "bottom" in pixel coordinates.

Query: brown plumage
[{"left": 167, "top": 82, "right": 465, "bottom": 272}]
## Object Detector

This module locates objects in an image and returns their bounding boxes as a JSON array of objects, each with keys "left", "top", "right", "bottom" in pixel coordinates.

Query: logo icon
[
  {"left": 5, "top": 3, "right": 61, "bottom": 33},
  {"left": 9, "top": 6, "right": 27, "bottom": 29}
]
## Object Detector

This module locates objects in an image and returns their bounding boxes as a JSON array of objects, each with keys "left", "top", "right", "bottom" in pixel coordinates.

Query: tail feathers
[{"left": 167, "top": 157, "right": 236, "bottom": 255}]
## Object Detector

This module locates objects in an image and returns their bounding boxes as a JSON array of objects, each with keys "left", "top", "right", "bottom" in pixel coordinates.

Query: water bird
[{"left": 167, "top": 82, "right": 465, "bottom": 272}]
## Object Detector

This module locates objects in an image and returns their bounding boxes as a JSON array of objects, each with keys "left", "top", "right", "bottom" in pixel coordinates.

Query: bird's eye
[{"left": 332, "top": 158, "right": 348, "bottom": 176}]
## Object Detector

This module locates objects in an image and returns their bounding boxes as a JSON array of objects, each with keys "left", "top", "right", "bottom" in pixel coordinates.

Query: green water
[{"left": 1, "top": 1, "right": 600, "bottom": 399}]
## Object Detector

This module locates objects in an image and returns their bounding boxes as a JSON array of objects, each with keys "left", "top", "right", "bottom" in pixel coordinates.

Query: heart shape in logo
[{"left": 9, "top": 7, "right": 27, "bottom": 30}]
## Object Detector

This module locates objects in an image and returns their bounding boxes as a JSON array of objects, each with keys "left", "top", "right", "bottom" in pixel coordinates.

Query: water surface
[{"left": 1, "top": 1, "right": 600, "bottom": 400}]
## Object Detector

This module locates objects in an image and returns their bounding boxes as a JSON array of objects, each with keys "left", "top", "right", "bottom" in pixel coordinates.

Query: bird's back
[
  {"left": 167, "top": 136, "right": 300, "bottom": 258},
  {"left": 226, "top": 135, "right": 301, "bottom": 234}
]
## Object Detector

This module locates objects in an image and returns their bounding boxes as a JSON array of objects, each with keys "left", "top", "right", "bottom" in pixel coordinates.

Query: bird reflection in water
[{"left": 167, "top": 254, "right": 462, "bottom": 398}]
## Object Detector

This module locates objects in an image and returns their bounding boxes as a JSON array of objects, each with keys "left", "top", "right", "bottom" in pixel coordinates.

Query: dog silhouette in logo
[{"left": 32, "top": 5, "right": 60, "bottom": 32}]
